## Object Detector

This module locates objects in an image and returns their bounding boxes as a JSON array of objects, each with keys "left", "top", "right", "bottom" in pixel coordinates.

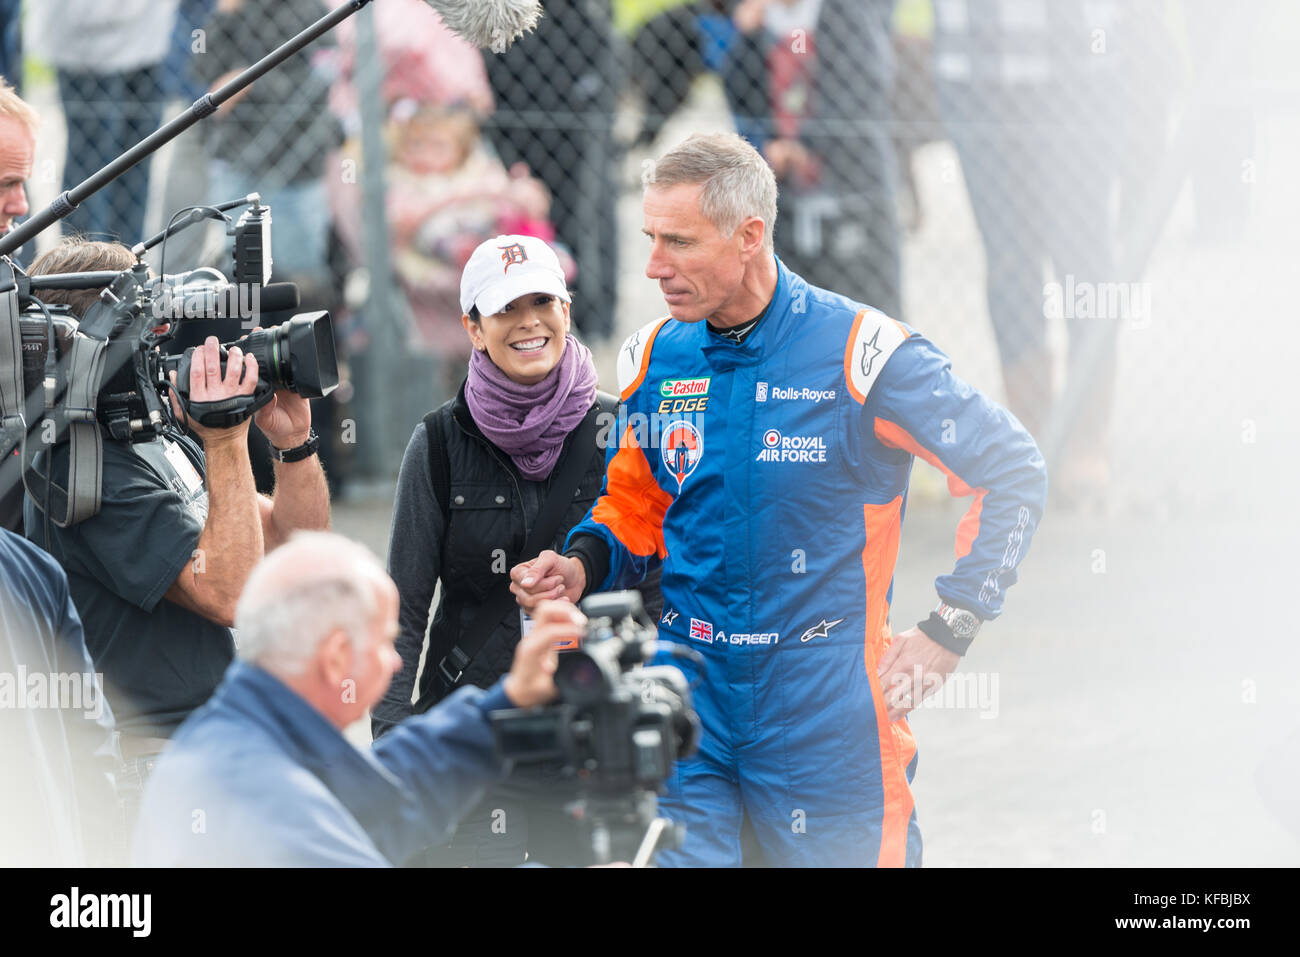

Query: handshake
[{"left": 509, "top": 549, "right": 588, "bottom": 611}]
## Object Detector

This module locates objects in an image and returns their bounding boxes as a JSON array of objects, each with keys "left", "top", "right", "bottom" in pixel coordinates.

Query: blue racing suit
[{"left": 565, "top": 259, "right": 1047, "bottom": 866}]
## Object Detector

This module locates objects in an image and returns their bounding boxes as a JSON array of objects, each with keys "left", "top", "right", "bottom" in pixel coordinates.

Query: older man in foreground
[{"left": 133, "top": 531, "right": 580, "bottom": 867}]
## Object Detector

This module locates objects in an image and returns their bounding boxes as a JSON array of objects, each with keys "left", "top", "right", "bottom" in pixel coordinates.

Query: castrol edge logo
[
  {"left": 660, "top": 377, "right": 710, "bottom": 398},
  {"left": 657, "top": 377, "right": 711, "bottom": 414}
]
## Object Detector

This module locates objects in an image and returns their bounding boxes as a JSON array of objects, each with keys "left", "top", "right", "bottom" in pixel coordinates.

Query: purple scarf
[{"left": 465, "top": 334, "right": 598, "bottom": 480}]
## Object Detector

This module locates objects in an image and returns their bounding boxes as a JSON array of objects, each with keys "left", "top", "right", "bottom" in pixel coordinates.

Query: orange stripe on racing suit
[
  {"left": 590, "top": 427, "right": 674, "bottom": 558},
  {"left": 620, "top": 320, "right": 668, "bottom": 402},
  {"left": 874, "top": 416, "right": 990, "bottom": 561},
  {"left": 859, "top": 496, "right": 917, "bottom": 868}
]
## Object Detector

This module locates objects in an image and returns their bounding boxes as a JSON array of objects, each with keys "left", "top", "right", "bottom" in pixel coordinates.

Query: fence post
[{"left": 351, "top": 0, "right": 400, "bottom": 479}]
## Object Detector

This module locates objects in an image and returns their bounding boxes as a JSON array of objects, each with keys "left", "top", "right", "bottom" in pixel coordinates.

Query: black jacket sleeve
[{"left": 374, "top": 422, "right": 443, "bottom": 738}]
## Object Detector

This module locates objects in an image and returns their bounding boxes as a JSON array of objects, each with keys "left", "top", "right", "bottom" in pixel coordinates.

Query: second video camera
[{"left": 490, "top": 590, "right": 700, "bottom": 865}]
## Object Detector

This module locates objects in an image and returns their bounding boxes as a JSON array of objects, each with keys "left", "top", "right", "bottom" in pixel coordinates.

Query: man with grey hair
[
  {"left": 514, "top": 132, "right": 1048, "bottom": 866},
  {"left": 133, "top": 531, "right": 578, "bottom": 866}
]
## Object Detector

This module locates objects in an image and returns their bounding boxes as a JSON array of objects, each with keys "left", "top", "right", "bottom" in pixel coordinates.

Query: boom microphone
[
  {"left": 424, "top": 0, "right": 542, "bottom": 52},
  {"left": 0, "top": 0, "right": 546, "bottom": 257}
]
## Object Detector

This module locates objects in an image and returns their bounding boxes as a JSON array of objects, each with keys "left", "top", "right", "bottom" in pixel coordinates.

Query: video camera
[
  {"left": 0, "top": 196, "right": 339, "bottom": 528},
  {"left": 490, "top": 590, "right": 701, "bottom": 866}
]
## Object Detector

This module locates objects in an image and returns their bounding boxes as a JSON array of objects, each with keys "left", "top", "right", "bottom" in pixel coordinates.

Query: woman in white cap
[{"left": 374, "top": 234, "right": 658, "bottom": 866}]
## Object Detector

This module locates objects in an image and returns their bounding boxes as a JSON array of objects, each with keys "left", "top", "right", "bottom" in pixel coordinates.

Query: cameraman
[{"left": 23, "top": 238, "right": 330, "bottom": 831}]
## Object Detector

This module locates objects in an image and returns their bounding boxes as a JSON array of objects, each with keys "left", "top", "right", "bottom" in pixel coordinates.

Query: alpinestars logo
[
  {"left": 800, "top": 617, "right": 845, "bottom": 642},
  {"left": 624, "top": 328, "right": 643, "bottom": 366},
  {"left": 860, "top": 327, "right": 884, "bottom": 377}
]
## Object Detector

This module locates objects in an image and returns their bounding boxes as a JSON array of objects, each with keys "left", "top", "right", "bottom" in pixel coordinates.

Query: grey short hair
[
  {"left": 647, "top": 133, "right": 778, "bottom": 251},
  {"left": 235, "top": 532, "right": 388, "bottom": 677}
]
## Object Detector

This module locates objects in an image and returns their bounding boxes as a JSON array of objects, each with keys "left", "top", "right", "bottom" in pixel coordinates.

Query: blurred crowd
[{"left": 6, "top": 0, "right": 1262, "bottom": 499}]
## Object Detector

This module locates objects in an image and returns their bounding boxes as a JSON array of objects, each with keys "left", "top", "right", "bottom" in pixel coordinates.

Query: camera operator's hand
[
  {"left": 510, "top": 550, "right": 586, "bottom": 612},
  {"left": 502, "top": 601, "right": 585, "bottom": 708},
  {"left": 230, "top": 326, "right": 312, "bottom": 450},
  {"left": 169, "top": 336, "right": 258, "bottom": 447},
  {"left": 254, "top": 390, "right": 312, "bottom": 451}
]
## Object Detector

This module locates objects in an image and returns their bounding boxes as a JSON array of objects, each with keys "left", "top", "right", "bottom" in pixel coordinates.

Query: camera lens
[
  {"left": 234, "top": 312, "right": 338, "bottom": 398},
  {"left": 560, "top": 655, "right": 600, "bottom": 691},
  {"left": 162, "top": 311, "right": 338, "bottom": 401},
  {"left": 556, "top": 652, "right": 613, "bottom": 706}
]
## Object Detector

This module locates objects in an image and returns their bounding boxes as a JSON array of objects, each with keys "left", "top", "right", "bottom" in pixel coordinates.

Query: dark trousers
[{"left": 416, "top": 786, "right": 589, "bottom": 868}]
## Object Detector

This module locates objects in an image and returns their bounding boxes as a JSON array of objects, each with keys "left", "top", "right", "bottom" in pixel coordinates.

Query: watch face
[{"left": 950, "top": 611, "right": 980, "bottom": 639}]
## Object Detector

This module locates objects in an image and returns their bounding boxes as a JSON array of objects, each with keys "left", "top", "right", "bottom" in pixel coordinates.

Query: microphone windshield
[{"left": 425, "top": 0, "right": 542, "bottom": 53}]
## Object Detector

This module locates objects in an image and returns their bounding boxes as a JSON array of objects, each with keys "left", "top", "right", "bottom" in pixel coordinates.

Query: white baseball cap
[{"left": 459, "top": 234, "right": 571, "bottom": 317}]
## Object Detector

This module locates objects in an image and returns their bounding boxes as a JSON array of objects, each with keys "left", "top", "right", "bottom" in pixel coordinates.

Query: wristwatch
[
  {"left": 269, "top": 429, "right": 320, "bottom": 463},
  {"left": 917, "top": 601, "right": 982, "bottom": 655},
  {"left": 936, "top": 602, "right": 982, "bottom": 641}
]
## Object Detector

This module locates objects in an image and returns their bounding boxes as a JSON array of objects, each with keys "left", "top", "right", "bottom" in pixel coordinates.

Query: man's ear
[
  {"left": 737, "top": 216, "right": 767, "bottom": 262},
  {"left": 318, "top": 628, "right": 354, "bottom": 689}
]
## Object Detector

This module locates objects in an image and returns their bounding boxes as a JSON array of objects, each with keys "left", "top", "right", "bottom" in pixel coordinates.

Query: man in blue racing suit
[{"left": 511, "top": 133, "right": 1048, "bottom": 867}]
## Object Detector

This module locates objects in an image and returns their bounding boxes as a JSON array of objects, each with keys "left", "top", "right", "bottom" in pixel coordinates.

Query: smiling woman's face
[{"left": 463, "top": 292, "right": 572, "bottom": 385}]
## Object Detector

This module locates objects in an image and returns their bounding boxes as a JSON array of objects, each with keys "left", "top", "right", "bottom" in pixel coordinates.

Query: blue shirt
[{"left": 133, "top": 660, "right": 512, "bottom": 866}]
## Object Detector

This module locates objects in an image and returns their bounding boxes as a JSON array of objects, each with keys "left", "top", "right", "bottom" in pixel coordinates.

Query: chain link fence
[{"left": 11, "top": 0, "right": 1298, "bottom": 508}]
